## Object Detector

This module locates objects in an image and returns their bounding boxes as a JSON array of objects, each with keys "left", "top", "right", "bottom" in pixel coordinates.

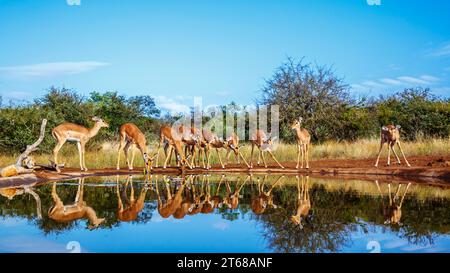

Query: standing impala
[
  {"left": 52, "top": 117, "right": 109, "bottom": 172},
  {"left": 374, "top": 125, "right": 411, "bottom": 167},
  {"left": 290, "top": 175, "right": 311, "bottom": 228},
  {"left": 225, "top": 132, "right": 250, "bottom": 168},
  {"left": 155, "top": 125, "right": 192, "bottom": 169},
  {"left": 291, "top": 117, "right": 311, "bottom": 169},
  {"left": 116, "top": 123, "right": 156, "bottom": 173},
  {"left": 250, "top": 129, "right": 284, "bottom": 169}
]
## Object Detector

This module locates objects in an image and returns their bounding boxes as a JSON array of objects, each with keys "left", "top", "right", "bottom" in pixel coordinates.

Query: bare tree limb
[{"left": 15, "top": 119, "right": 47, "bottom": 167}]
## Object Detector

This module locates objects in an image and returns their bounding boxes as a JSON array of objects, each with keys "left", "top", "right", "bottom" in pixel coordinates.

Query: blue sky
[{"left": 0, "top": 0, "right": 449, "bottom": 113}]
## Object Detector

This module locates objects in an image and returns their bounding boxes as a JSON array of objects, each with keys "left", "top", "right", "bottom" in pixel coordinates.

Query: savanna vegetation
[{"left": 0, "top": 58, "right": 448, "bottom": 168}]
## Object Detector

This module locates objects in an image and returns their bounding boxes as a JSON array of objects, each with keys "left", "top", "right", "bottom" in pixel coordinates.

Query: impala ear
[
  {"left": 92, "top": 116, "right": 100, "bottom": 122},
  {"left": 396, "top": 125, "right": 401, "bottom": 129},
  {"left": 382, "top": 126, "right": 389, "bottom": 131},
  {"left": 299, "top": 117, "right": 303, "bottom": 122}
]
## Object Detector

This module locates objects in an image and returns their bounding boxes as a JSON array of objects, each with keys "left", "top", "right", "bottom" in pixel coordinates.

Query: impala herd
[{"left": 50, "top": 116, "right": 411, "bottom": 173}]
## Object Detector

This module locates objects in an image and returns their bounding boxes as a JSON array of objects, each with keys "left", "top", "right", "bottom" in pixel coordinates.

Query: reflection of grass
[{"left": 0, "top": 138, "right": 449, "bottom": 170}]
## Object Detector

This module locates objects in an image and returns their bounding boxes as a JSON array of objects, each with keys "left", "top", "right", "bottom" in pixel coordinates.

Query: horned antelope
[
  {"left": 155, "top": 125, "right": 192, "bottom": 169},
  {"left": 223, "top": 176, "right": 250, "bottom": 210},
  {"left": 375, "top": 181, "right": 411, "bottom": 225},
  {"left": 225, "top": 132, "right": 250, "bottom": 168},
  {"left": 250, "top": 129, "right": 284, "bottom": 169},
  {"left": 48, "top": 178, "right": 105, "bottom": 229},
  {"left": 52, "top": 117, "right": 109, "bottom": 172},
  {"left": 374, "top": 125, "right": 411, "bottom": 167},
  {"left": 116, "top": 175, "right": 149, "bottom": 222},
  {"left": 156, "top": 176, "right": 186, "bottom": 218},
  {"left": 251, "top": 175, "right": 284, "bottom": 214},
  {"left": 116, "top": 123, "right": 156, "bottom": 173},
  {"left": 290, "top": 176, "right": 311, "bottom": 228},
  {"left": 291, "top": 117, "right": 311, "bottom": 169}
]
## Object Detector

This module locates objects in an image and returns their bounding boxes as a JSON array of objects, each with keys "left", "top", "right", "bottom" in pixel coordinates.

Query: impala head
[
  {"left": 92, "top": 116, "right": 109, "bottom": 128},
  {"left": 291, "top": 117, "right": 303, "bottom": 130},
  {"left": 290, "top": 215, "right": 303, "bottom": 228},
  {"left": 382, "top": 124, "right": 401, "bottom": 139},
  {"left": 143, "top": 153, "right": 158, "bottom": 170}
]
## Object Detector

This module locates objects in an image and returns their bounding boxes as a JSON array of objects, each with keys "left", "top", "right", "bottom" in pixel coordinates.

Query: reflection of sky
[{"left": 1, "top": 214, "right": 450, "bottom": 253}]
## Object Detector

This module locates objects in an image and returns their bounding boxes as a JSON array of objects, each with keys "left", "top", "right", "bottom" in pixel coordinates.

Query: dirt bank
[{"left": 1, "top": 156, "right": 449, "bottom": 189}]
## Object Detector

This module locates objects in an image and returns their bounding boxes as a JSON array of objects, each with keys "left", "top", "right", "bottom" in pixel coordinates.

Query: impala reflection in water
[{"left": 1, "top": 174, "right": 450, "bottom": 253}]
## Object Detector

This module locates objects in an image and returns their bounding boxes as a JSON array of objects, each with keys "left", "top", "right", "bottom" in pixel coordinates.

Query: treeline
[
  {"left": 0, "top": 58, "right": 449, "bottom": 154},
  {"left": 260, "top": 58, "right": 450, "bottom": 142},
  {"left": 0, "top": 87, "right": 162, "bottom": 154}
]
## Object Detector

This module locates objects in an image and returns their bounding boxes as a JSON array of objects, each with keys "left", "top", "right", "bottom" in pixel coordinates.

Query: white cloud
[
  {"left": 0, "top": 61, "right": 109, "bottom": 80},
  {"left": 428, "top": 42, "right": 450, "bottom": 57},
  {"left": 154, "top": 95, "right": 191, "bottom": 115},
  {"left": 352, "top": 74, "right": 441, "bottom": 92}
]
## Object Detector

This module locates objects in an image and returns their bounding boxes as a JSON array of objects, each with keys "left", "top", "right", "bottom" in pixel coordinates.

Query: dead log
[{"left": 0, "top": 119, "right": 47, "bottom": 178}]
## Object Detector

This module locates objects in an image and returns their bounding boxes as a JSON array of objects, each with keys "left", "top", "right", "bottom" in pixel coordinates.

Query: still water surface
[{"left": 1, "top": 174, "right": 449, "bottom": 253}]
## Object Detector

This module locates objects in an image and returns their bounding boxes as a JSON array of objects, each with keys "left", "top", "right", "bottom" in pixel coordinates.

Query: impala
[
  {"left": 250, "top": 129, "right": 284, "bottom": 169},
  {"left": 116, "top": 123, "right": 156, "bottom": 173},
  {"left": 225, "top": 132, "right": 250, "bottom": 168},
  {"left": 290, "top": 176, "right": 311, "bottom": 228},
  {"left": 48, "top": 178, "right": 105, "bottom": 229},
  {"left": 155, "top": 125, "right": 192, "bottom": 169},
  {"left": 375, "top": 125, "right": 411, "bottom": 167},
  {"left": 291, "top": 117, "right": 311, "bottom": 169},
  {"left": 156, "top": 176, "right": 186, "bottom": 218},
  {"left": 251, "top": 175, "right": 284, "bottom": 214},
  {"left": 52, "top": 116, "right": 109, "bottom": 172},
  {"left": 375, "top": 181, "right": 411, "bottom": 225},
  {"left": 116, "top": 175, "right": 149, "bottom": 222}
]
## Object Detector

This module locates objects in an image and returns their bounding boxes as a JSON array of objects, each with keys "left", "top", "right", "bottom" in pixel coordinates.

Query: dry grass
[{"left": 0, "top": 138, "right": 449, "bottom": 170}]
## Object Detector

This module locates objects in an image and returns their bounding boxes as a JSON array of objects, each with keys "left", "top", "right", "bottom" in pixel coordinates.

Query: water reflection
[
  {"left": 48, "top": 178, "right": 105, "bottom": 229},
  {"left": 1, "top": 174, "right": 450, "bottom": 253}
]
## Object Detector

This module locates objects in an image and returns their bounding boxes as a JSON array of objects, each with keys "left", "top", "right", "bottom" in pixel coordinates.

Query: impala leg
[
  {"left": 397, "top": 141, "right": 411, "bottom": 167},
  {"left": 238, "top": 151, "right": 250, "bottom": 168},
  {"left": 116, "top": 137, "right": 125, "bottom": 170},
  {"left": 250, "top": 143, "right": 255, "bottom": 168},
  {"left": 388, "top": 184, "right": 392, "bottom": 206},
  {"left": 130, "top": 145, "right": 136, "bottom": 170},
  {"left": 387, "top": 142, "right": 391, "bottom": 166},
  {"left": 52, "top": 139, "right": 66, "bottom": 173},
  {"left": 374, "top": 141, "right": 385, "bottom": 167},
  {"left": 268, "top": 150, "right": 284, "bottom": 169},
  {"left": 399, "top": 183, "right": 411, "bottom": 208},
  {"left": 225, "top": 148, "right": 231, "bottom": 165},
  {"left": 80, "top": 142, "right": 88, "bottom": 171},
  {"left": 390, "top": 143, "right": 401, "bottom": 165},
  {"left": 261, "top": 150, "right": 267, "bottom": 168},
  {"left": 257, "top": 149, "right": 262, "bottom": 166},
  {"left": 296, "top": 144, "right": 301, "bottom": 169},
  {"left": 116, "top": 176, "right": 123, "bottom": 212},
  {"left": 301, "top": 144, "right": 305, "bottom": 169},
  {"left": 76, "top": 142, "right": 83, "bottom": 171},
  {"left": 305, "top": 143, "right": 310, "bottom": 169},
  {"left": 216, "top": 148, "right": 225, "bottom": 168},
  {"left": 124, "top": 141, "right": 132, "bottom": 170},
  {"left": 163, "top": 146, "right": 173, "bottom": 169}
]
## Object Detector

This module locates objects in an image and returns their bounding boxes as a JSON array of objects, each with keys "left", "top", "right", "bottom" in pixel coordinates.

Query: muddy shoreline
[{"left": 1, "top": 156, "right": 449, "bottom": 189}]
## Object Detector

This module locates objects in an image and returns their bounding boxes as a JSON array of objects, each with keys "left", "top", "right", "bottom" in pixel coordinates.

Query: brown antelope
[
  {"left": 291, "top": 117, "right": 311, "bottom": 169},
  {"left": 374, "top": 125, "right": 411, "bottom": 167},
  {"left": 156, "top": 176, "right": 186, "bottom": 218},
  {"left": 201, "top": 128, "right": 224, "bottom": 169},
  {"left": 52, "top": 117, "right": 109, "bottom": 172},
  {"left": 211, "top": 175, "right": 226, "bottom": 209},
  {"left": 250, "top": 129, "right": 284, "bottom": 169},
  {"left": 200, "top": 176, "right": 214, "bottom": 214},
  {"left": 116, "top": 175, "right": 149, "bottom": 222},
  {"left": 0, "top": 186, "right": 42, "bottom": 219},
  {"left": 251, "top": 175, "right": 284, "bottom": 214},
  {"left": 173, "top": 176, "right": 196, "bottom": 219},
  {"left": 290, "top": 176, "right": 311, "bottom": 228},
  {"left": 375, "top": 181, "right": 411, "bottom": 225},
  {"left": 187, "top": 176, "right": 204, "bottom": 215},
  {"left": 223, "top": 176, "right": 250, "bottom": 210},
  {"left": 155, "top": 125, "right": 192, "bottom": 169},
  {"left": 116, "top": 123, "right": 156, "bottom": 173},
  {"left": 48, "top": 178, "right": 105, "bottom": 229},
  {"left": 225, "top": 132, "right": 250, "bottom": 168}
]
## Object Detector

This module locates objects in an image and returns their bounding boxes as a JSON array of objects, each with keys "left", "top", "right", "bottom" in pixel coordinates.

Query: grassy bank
[{"left": 0, "top": 137, "right": 449, "bottom": 170}]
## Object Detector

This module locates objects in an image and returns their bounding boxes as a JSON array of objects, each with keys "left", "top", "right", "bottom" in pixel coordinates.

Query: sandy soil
[{"left": 1, "top": 156, "right": 449, "bottom": 189}]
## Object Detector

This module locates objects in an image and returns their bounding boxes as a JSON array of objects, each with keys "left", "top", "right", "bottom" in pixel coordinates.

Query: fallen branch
[{"left": 1, "top": 119, "right": 47, "bottom": 178}]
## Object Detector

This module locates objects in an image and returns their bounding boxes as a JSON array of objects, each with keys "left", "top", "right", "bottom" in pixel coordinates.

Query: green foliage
[
  {"left": 260, "top": 58, "right": 450, "bottom": 142},
  {"left": 0, "top": 87, "right": 160, "bottom": 154}
]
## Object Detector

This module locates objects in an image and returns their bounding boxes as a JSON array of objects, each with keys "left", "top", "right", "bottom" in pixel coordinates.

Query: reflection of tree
[{"left": 1, "top": 175, "right": 450, "bottom": 251}]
